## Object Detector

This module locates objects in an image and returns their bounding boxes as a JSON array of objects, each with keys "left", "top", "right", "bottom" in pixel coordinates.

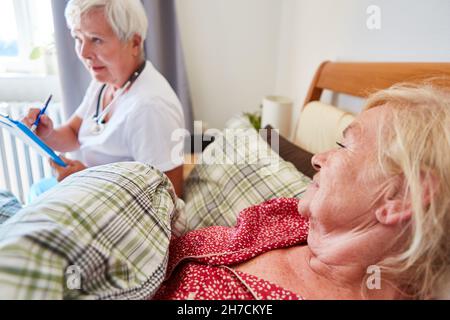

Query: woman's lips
[{"left": 92, "top": 66, "right": 106, "bottom": 72}]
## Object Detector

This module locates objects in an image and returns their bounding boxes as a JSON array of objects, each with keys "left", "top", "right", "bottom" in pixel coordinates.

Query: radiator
[{"left": 0, "top": 101, "right": 63, "bottom": 204}]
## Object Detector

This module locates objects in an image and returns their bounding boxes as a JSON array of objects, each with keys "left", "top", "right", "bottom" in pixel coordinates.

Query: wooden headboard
[
  {"left": 292, "top": 61, "right": 450, "bottom": 154},
  {"left": 304, "top": 61, "right": 450, "bottom": 106}
]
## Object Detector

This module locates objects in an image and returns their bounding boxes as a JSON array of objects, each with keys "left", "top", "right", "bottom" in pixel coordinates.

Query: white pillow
[{"left": 294, "top": 101, "right": 355, "bottom": 154}]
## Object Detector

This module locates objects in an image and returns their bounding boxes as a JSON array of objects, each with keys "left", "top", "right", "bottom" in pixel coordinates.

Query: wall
[
  {"left": 175, "top": 0, "right": 283, "bottom": 130},
  {"left": 177, "top": 0, "right": 450, "bottom": 131},
  {"left": 3, "top": 1, "right": 449, "bottom": 130},
  {"left": 275, "top": 0, "right": 450, "bottom": 125}
]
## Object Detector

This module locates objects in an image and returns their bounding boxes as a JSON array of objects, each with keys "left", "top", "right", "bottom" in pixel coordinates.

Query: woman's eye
[
  {"left": 336, "top": 142, "right": 346, "bottom": 149},
  {"left": 92, "top": 38, "right": 103, "bottom": 44}
]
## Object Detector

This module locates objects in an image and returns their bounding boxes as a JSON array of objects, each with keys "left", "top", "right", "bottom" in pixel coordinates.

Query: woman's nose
[
  {"left": 311, "top": 152, "right": 328, "bottom": 171},
  {"left": 79, "top": 42, "right": 92, "bottom": 60}
]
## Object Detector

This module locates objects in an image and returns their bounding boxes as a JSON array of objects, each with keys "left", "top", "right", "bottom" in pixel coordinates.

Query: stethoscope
[{"left": 91, "top": 61, "right": 147, "bottom": 135}]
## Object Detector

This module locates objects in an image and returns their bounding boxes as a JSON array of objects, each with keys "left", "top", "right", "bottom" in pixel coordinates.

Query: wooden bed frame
[
  {"left": 185, "top": 61, "right": 450, "bottom": 179},
  {"left": 304, "top": 61, "right": 450, "bottom": 106}
]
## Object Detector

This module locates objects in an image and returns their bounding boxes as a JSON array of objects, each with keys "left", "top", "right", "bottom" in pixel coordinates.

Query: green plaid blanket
[
  {"left": 0, "top": 191, "right": 21, "bottom": 225},
  {"left": 0, "top": 162, "right": 179, "bottom": 300},
  {"left": 175, "top": 128, "right": 311, "bottom": 235}
]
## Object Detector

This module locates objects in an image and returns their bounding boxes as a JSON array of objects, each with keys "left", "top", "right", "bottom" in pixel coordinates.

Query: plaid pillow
[
  {"left": 0, "top": 162, "right": 180, "bottom": 300},
  {"left": 0, "top": 190, "right": 21, "bottom": 225},
  {"left": 175, "top": 128, "right": 311, "bottom": 235}
]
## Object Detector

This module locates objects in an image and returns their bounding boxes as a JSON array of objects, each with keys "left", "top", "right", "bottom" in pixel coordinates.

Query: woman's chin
[
  {"left": 91, "top": 73, "right": 106, "bottom": 83},
  {"left": 298, "top": 198, "right": 312, "bottom": 218},
  {"left": 298, "top": 185, "right": 318, "bottom": 218},
  {"left": 89, "top": 68, "right": 109, "bottom": 82}
]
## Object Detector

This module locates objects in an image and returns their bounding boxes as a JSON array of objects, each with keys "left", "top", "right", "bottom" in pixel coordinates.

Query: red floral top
[{"left": 153, "top": 198, "right": 309, "bottom": 300}]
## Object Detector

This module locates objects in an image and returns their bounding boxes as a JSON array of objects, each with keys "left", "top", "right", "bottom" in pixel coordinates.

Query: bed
[
  {"left": 183, "top": 61, "right": 450, "bottom": 178},
  {"left": 293, "top": 61, "right": 450, "bottom": 154},
  {"left": 1, "top": 61, "right": 450, "bottom": 299}
]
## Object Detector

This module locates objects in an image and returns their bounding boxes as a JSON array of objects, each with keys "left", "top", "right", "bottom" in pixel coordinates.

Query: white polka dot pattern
[{"left": 153, "top": 198, "right": 309, "bottom": 300}]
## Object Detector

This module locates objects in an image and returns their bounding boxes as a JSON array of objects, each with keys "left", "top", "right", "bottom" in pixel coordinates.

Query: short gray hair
[{"left": 65, "top": 0, "right": 148, "bottom": 45}]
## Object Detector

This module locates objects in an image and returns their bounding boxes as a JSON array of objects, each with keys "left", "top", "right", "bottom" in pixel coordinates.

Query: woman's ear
[
  {"left": 375, "top": 200, "right": 413, "bottom": 225},
  {"left": 375, "top": 174, "right": 412, "bottom": 225},
  {"left": 131, "top": 34, "right": 143, "bottom": 56},
  {"left": 375, "top": 170, "right": 439, "bottom": 226}
]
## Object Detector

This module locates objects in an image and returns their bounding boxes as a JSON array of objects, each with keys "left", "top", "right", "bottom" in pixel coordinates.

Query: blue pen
[{"left": 31, "top": 94, "right": 53, "bottom": 133}]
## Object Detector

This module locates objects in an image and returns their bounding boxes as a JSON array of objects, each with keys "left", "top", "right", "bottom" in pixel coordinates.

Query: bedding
[
  {"left": 177, "top": 126, "right": 311, "bottom": 236},
  {"left": 154, "top": 198, "right": 308, "bottom": 300},
  {"left": 0, "top": 162, "right": 181, "bottom": 300},
  {"left": 263, "top": 125, "right": 316, "bottom": 179},
  {"left": 0, "top": 190, "right": 21, "bottom": 225},
  {"left": 293, "top": 101, "right": 355, "bottom": 154}
]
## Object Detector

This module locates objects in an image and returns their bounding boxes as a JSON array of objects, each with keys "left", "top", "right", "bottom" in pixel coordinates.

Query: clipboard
[{"left": 0, "top": 114, "right": 67, "bottom": 167}]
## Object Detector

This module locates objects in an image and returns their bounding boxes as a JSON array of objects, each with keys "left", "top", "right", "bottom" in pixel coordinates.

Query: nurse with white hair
[{"left": 23, "top": 0, "right": 185, "bottom": 198}]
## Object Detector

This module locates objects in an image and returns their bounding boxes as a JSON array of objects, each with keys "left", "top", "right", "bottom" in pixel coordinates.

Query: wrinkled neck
[
  {"left": 300, "top": 222, "right": 407, "bottom": 299},
  {"left": 111, "top": 58, "right": 144, "bottom": 91}
]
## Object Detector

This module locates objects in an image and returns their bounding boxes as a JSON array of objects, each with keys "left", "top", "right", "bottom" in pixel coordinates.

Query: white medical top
[{"left": 75, "top": 61, "right": 185, "bottom": 172}]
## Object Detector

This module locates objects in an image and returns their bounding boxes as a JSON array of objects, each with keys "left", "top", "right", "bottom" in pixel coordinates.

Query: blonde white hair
[
  {"left": 365, "top": 82, "right": 450, "bottom": 299},
  {"left": 65, "top": 0, "right": 148, "bottom": 48}
]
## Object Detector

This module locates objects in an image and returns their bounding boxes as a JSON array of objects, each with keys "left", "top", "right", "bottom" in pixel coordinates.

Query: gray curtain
[
  {"left": 51, "top": 0, "right": 194, "bottom": 133},
  {"left": 51, "top": 0, "right": 90, "bottom": 121}
]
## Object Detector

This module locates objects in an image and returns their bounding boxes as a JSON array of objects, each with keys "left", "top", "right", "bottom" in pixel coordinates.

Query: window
[
  {"left": 0, "top": 0, "right": 19, "bottom": 57},
  {"left": 0, "top": 0, "right": 55, "bottom": 75}
]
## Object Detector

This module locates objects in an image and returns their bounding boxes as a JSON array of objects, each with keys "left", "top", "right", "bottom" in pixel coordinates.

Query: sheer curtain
[{"left": 51, "top": 0, "right": 194, "bottom": 133}]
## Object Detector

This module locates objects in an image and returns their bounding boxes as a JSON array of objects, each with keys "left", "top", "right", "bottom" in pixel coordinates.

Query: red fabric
[{"left": 153, "top": 198, "right": 309, "bottom": 300}]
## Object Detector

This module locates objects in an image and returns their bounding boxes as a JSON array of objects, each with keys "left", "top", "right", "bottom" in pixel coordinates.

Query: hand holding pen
[
  {"left": 31, "top": 94, "right": 53, "bottom": 132},
  {"left": 22, "top": 94, "right": 55, "bottom": 139}
]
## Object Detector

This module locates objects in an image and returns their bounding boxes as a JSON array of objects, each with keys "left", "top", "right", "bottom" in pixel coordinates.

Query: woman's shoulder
[
  {"left": 177, "top": 198, "right": 308, "bottom": 247},
  {"left": 121, "top": 93, "right": 184, "bottom": 130},
  {"left": 121, "top": 97, "right": 184, "bottom": 130},
  {"left": 165, "top": 198, "right": 309, "bottom": 274},
  {"left": 128, "top": 61, "right": 183, "bottom": 108}
]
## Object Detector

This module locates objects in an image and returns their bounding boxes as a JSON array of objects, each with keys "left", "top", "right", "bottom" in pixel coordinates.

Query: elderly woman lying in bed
[
  {"left": 154, "top": 83, "right": 450, "bottom": 300},
  {"left": 0, "top": 83, "right": 448, "bottom": 300}
]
